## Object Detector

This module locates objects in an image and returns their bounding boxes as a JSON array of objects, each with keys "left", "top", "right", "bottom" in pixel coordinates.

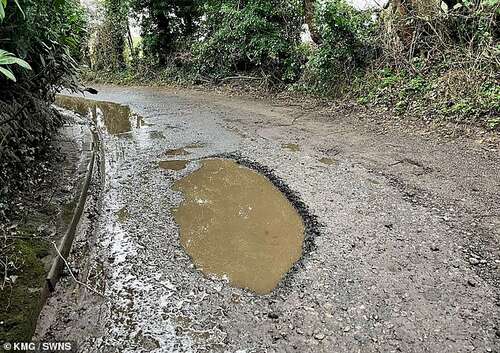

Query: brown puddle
[
  {"left": 159, "top": 160, "right": 189, "bottom": 171},
  {"left": 282, "top": 143, "right": 300, "bottom": 152},
  {"left": 116, "top": 207, "right": 129, "bottom": 223},
  {"left": 319, "top": 157, "right": 336, "bottom": 165},
  {"left": 172, "top": 159, "right": 305, "bottom": 294},
  {"left": 55, "top": 95, "right": 135, "bottom": 136},
  {"left": 165, "top": 143, "right": 206, "bottom": 157},
  {"left": 165, "top": 148, "right": 190, "bottom": 156}
]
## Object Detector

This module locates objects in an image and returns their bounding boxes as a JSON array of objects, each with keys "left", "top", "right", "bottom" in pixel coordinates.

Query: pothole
[
  {"left": 55, "top": 95, "right": 139, "bottom": 136},
  {"left": 172, "top": 158, "right": 305, "bottom": 294}
]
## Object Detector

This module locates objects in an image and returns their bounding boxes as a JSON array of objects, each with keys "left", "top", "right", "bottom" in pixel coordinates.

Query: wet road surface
[{"left": 37, "top": 86, "right": 500, "bottom": 352}]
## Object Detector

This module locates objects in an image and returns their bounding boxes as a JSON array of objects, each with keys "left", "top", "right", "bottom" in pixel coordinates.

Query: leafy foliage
[
  {"left": 1, "top": 0, "right": 87, "bottom": 205},
  {"left": 303, "top": 0, "right": 374, "bottom": 93},
  {"left": 130, "top": 0, "right": 201, "bottom": 65},
  {"left": 192, "top": 0, "right": 304, "bottom": 82},
  {"left": 0, "top": 49, "right": 31, "bottom": 81},
  {"left": 353, "top": 0, "right": 500, "bottom": 128},
  {"left": 0, "top": 0, "right": 87, "bottom": 93},
  {"left": 93, "top": 0, "right": 128, "bottom": 71}
]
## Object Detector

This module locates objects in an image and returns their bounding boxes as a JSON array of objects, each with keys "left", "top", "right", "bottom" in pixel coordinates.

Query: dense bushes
[
  {"left": 131, "top": 0, "right": 200, "bottom": 65},
  {"left": 303, "top": 0, "right": 374, "bottom": 93},
  {"left": 93, "top": 0, "right": 128, "bottom": 71},
  {"left": 0, "top": 0, "right": 86, "bottom": 90},
  {"left": 192, "top": 0, "right": 304, "bottom": 82},
  {"left": 0, "top": 0, "right": 87, "bottom": 204},
  {"left": 87, "top": 0, "right": 498, "bottom": 128},
  {"left": 358, "top": 0, "right": 500, "bottom": 127}
]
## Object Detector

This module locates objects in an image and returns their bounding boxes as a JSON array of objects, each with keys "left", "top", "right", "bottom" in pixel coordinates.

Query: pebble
[
  {"left": 467, "top": 279, "right": 477, "bottom": 287},
  {"left": 430, "top": 244, "right": 439, "bottom": 251},
  {"left": 343, "top": 326, "right": 351, "bottom": 332},
  {"left": 314, "top": 333, "right": 325, "bottom": 340},
  {"left": 469, "top": 257, "right": 480, "bottom": 265}
]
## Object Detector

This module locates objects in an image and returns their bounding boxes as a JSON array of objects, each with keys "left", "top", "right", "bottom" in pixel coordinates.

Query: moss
[{"left": 0, "top": 238, "right": 49, "bottom": 343}]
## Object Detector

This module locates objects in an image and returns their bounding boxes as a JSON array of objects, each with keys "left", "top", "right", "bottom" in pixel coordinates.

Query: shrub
[
  {"left": 303, "top": 0, "right": 374, "bottom": 93},
  {"left": 0, "top": 0, "right": 87, "bottom": 203},
  {"left": 130, "top": 0, "right": 201, "bottom": 65},
  {"left": 191, "top": 0, "right": 304, "bottom": 83}
]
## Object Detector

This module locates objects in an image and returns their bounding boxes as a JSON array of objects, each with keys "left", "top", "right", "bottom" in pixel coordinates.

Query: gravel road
[{"left": 35, "top": 85, "right": 500, "bottom": 353}]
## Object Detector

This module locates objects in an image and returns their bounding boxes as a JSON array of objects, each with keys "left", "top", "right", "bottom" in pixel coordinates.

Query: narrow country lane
[{"left": 35, "top": 85, "right": 500, "bottom": 353}]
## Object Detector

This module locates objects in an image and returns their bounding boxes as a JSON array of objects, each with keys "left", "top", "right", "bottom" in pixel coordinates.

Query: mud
[
  {"left": 318, "top": 157, "right": 336, "bottom": 165},
  {"left": 282, "top": 143, "right": 300, "bottom": 152},
  {"left": 165, "top": 148, "right": 190, "bottom": 156},
  {"left": 172, "top": 158, "right": 305, "bottom": 294},
  {"left": 159, "top": 160, "right": 190, "bottom": 171}
]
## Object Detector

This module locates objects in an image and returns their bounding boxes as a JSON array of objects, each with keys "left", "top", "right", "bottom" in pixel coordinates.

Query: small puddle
[
  {"left": 184, "top": 142, "right": 206, "bottom": 149},
  {"left": 319, "top": 157, "right": 336, "bottom": 165},
  {"left": 165, "top": 143, "right": 206, "bottom": 157},
  {"left": 116, "top": 207, "right": 129, "bottom": 223},
  {"left": 149, "top": 131, "right": 165, "bottom": 140},
  {"left": 159, "top": 160, "right": 189, "bottom": 171},
  {"left": 55, "top": 95, "right": 137, "bottom": 136},
  {"left": 282, "top": 143, "right": 300, "bottom": 152},
  {"left": 172, "top": 159, "right": 305, "bottom": 294},
  {"left": 165, "top": 148, "right": 190, "bottom": 156}
]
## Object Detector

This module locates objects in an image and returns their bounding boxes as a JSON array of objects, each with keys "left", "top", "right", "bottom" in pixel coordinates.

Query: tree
[
  {"left": 130, "top": 0, "right": 201, "bottom": 65},
  {"left": 192, "top": 0, "right": 304, "bottom": 82},
  {"left": 304, "top": 0, "right": 321, "bottom": 44},
  {"left": 93, "top": 0, "right": 128, "bottom": 71}
]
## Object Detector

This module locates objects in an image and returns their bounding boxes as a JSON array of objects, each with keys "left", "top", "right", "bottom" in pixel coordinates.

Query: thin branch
[{"left": 51, "top": 241, "right": 107, "bottom": 299}]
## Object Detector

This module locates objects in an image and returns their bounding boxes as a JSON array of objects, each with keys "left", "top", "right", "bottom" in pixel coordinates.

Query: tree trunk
[{"left": 304, "top": 0, "right": 321, "bottom": 44}]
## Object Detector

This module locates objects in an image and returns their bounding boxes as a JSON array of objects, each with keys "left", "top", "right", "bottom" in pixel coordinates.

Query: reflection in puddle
[
  {"left": 319, "top": 158, "right": 336, "bottom": 165},
  {"left": 282, "top": 143, "right": 300, "bottom": 152},
  {"left": 172, "top": 159, "right": 305, "bottom": 294},
  {"left": 159, "top": 160, "right": 189, "bottom": 171},
  {"left": 55, "top": 95, "right": 139, "bottom": 136}
]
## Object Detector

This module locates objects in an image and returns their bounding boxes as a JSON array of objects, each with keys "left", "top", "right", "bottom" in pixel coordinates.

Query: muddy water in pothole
[
  {"left": 159, "top": 160, "right": 189, "bottom": 171},
  {"left": 55, "top": 95, "right": 134, "bottom": 135},
  {"left": 165, "top": 148, "right": 190, "bottom": 156},
  {"left": 319, "top": 157, "right": 336, "bottom": 165},
  {"left": 172, "top": 159, "right": 305, "bottom": 294},
  {"left": 116, "top": 207, "right": 129, "bottom": 223},
  {"left": 282, "top": 143, "right": 300, "bottom": 152},
  {"left": 165, "top": 143, "right": 206, "bottom": 157}
]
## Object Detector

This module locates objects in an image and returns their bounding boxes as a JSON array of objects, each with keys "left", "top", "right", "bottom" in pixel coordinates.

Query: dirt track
[{"left": 35, "top": 85, "right": 500, "bottom": 352}]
